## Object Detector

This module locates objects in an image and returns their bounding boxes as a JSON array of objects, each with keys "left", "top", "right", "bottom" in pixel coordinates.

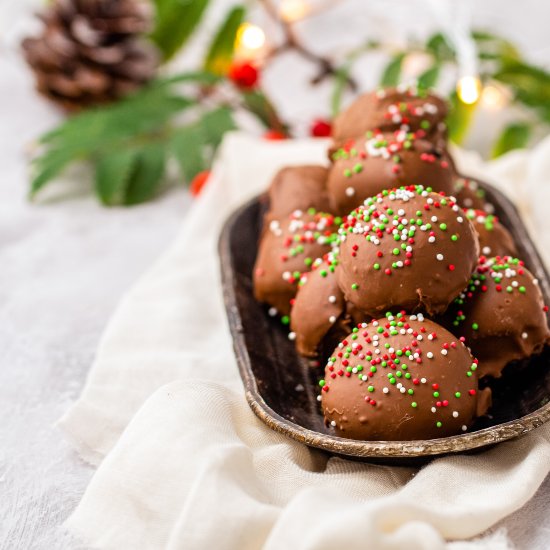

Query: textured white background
[{"left": 1, "top": 1, "right": 549, "bottom": 548}]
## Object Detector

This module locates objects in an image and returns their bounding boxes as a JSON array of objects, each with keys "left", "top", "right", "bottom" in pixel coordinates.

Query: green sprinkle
[
  {"left": 455, "top": 392, "right": 461, "bottom": 398},
  {"left": 472, "top": 322, "right": 479, "bottom": 331},
  {"left": 373, "top": 263, "right": 380, "bottom": 270},
  {"left": 320, "top": 270, "right": 327, "bottom": 278},
  {"left": 439, "top": 223, "right": 447, "bottom": 231},
  {"left": 451, "top": 234, "right": 458, "bottom": 241},
  {"left": 393, "top": 248, "right": 400, "bottom": 256},
  {"left": 433, "top": 391, "right": 440, "bottom": 398},
  {"left": 319, "top": 379, "right": 325, "bottom": 387},
  {"left": 281, "top": 316, "right": 290, "bottom": 325},
  {"left": 519, "top": 286, "right": 526, "bottom": 293},
  {"left": 368, "top": 386, "right": 374, "bottom": 393},
  {"left": 407, "top": 389, "right": 414, "bottom": 395},
  {"left": 352, "top": 283, "right": 359, "bottom": 290},
  {"left": 436, "top": 421, "right": 442, "bottom": 428},
  {"left": 411, "top": 402, "right": 418, "bottom": 408}
]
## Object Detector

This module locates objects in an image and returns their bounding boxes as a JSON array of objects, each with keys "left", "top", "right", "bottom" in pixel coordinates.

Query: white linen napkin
[{"left": 59, "top": 133, "right": 550, "bottom": 549}]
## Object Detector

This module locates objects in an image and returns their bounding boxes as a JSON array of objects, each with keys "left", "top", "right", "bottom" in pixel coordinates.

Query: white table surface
[{"left": 1, "top": 1, "right": 549, "bottom": 548}]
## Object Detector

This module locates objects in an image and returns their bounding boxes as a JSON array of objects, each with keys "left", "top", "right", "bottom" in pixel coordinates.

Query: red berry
[
  {"left": 228, "top": 61, "right": 259, "bottom": 89},
  {"left": 263, "top": 130, "right": 287, "bottom": 141},
  {"left": 310, "top": 118, "right": 332, "bottom": 137},
  {"left": 189, "top": 170, "right": 210, "bottom": 197}
]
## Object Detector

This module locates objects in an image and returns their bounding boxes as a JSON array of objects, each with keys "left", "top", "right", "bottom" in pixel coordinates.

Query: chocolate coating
[
  {"left": 332, "top": 86, "right": 448, "bottom": 147},
  {"left": 290, "top": 262, "right": 369, "bottom": 357},
  {"left": 327, "top": 131, "right": 455, "bottom": 215},
  {"left": 253, "top": 210, "right": 338, "bottom": 316},
  {"left": 448, "top": 256, "right": 550, "bottom": 378},
  {"left": 267, "top": 165, "right": 331, "bottom": 218},
  {"left": 465, "top": 209, "right": 518, "bottom": 258},
  {"left": 337, "top": 186, "right": 480, "bottom": 317},
  {"left": 454, "top": 177, "right": 494, "bottom": 212},
  {"left": 320, "top": 313, "right": 490, "bottom": 440}
]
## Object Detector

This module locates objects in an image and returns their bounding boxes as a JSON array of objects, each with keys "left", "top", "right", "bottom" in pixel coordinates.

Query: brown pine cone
[{"left": 22, "top": 0, "right": 159, "bottom": 111}]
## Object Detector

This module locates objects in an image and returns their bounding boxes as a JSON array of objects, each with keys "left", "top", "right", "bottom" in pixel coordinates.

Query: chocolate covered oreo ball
[
  {"left": 332, "top": 86, "right": 448, "bottom": 147},
  {"left": 327, "top": 130, "right": 455, "bottom": 215},
  {"left": 253, "top": 209, "right": 339, "bottom": 316},
  {"left": 465, "top": 209, "right": 518, "bottom": 258},
  {"left": 449, "top": 256, "right": 550, "bottom": 378},
  {"left": 454, "top": 177, "right": 494, "bottom": 212},
  {"left": 319, "top": 313, "right": 491, "bottom": 440},
  {"left": 290, "top": 259, "right": 367, "bottom": 357},
  {"left": 337, "top": 186, "right": 480, "bottom": 317},
  {"left": 267, "top": 165, "right": 331, "bottom": 218}
]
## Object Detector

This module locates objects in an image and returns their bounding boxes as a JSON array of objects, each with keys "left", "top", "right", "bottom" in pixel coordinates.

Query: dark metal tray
[{"left": 219, "top": 182, "right": 550, "bottom": 462}]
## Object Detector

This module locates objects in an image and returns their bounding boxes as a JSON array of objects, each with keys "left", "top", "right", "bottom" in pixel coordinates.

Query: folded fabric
[{"left": 59, "top": 133, "right": 550, "bottom": 549}]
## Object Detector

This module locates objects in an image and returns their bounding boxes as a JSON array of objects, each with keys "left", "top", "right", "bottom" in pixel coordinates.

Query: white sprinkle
[
  {"left": 428, "top": 236, "right": 436, "bottom": 243},
  {"left": 436, "top": 253, "right": 444, "bottom": 261},
  {"left": 331, "top": 420, "right": 337, "bottom": 427},
  {"left": 431, "top": 407, "right": 437, "bottom": 413},
  {"left": 441, "top": 349, "right": 448, "bottom": 356},
  {"left": 462, "top": 425, "right": 468, "bottom": 432},
  {"left": 421, "top": 378, "right": 427, "bottom": 384},
  {"left": 268, "top": 307, "right": 278, "bottom": 317},
  {"left": 328, "top": 295, "right": 337, "bottom": 303},
  {"left": 383, "top": 387, "right": 389, "bottom": 394},
  {"left": 329, "top": 315, "right": 336, "bottom": 324},
  {"left": 288, "top": 332, "right": 296, "bottom": 341},
  {"left": 295, "top": 384, "right": 304, "bottom": 391},
  {"left": 457, "top": 216, "right": 464, "bottom": 223},
  {"left": 522, "top": 332, "right": 528, "bottom": 339},
  {"left": 452, "top": 411, "right": 459, "bottom": 418},
  {"left": 431, "top": 216, "right": 438, "bottom": 222},
  {"left": 482, "top": 246, "right": 491, "bottom": 255},
  {"left": 345, "top": 186, "right": 355, "bottom": 197},
  {"left": 427, "top": 352, "right": 434, "bottom": 359},
  {"left": 362, "top": 375, "right": 368, "bottom": 381},
  {"left": 400, "top": 387, "right": 406, "bottom": 393}
]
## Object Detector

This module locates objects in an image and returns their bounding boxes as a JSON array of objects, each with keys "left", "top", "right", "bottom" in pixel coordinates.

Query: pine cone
[{"left": 22, "top": 0, "right": 159, "bottom": 111}]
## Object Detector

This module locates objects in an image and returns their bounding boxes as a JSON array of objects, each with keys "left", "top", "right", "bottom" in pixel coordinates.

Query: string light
[
  {"left": 280, "top": 0, "right": 309, "bottom": 22},
  {"left": 236, "top": 23, "right": 266, "bottom": 54},
  {"left": 481, "top": 84, "right": 508, "bottom": 110},
  {"left": 457, "top": 75, "right": 481, "bottom": 105}
]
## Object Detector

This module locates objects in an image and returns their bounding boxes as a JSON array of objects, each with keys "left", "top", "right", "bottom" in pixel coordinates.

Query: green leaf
[
  {"left": 380, "top": 53, "right": 405, "bottom": 87},
  {"left": 491, "top": 122, "right": 532, "bottom": 158},
  {"left": 170, "top": 124, "right": 207, "bottom": 182},
  {"left": 152, "top": 71, "right": 222, "bottom": 87},
  {"left": 200, "top": 106, "right": 236, "bottom": 148},
  {"left": 95, "top": 149, "right": 138, "bottom": 206},
  {"left": 426, "top": 33, "right": 455, "bottom": 62},
  {"left": 150, "top": 0, "right": 210, "bottom": 61},
  {"left": 471, "top": 31, "right": 520, "bottom": 62},
  {"left": 417, "top": 64, "right": 440, "bottom": 90},
  {"left": 203, "top": 6, "right": 245, "bottom": 75},
  {"left": 124, "top": 143, "right": 167, "bottom": 205},
  {"left": 447, "top": 91, "right": 478, "bottom": 145},
  {"left": 242, "top": 90, "right": 287, "bottom": 132},
  {"left": 30, "top": 82, "right": 196, "bottom": 199}
]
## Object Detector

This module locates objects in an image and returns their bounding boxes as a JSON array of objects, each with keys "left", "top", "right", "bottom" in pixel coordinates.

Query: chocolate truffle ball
[
  {"left": 454, "top": 177, "right": 494, "bottom": 212},
  {"left": 267, "top": 165, "right": 331, "bottom": 219},
  {"left": 290, "top": 260, "right": 368, "bottom": 357},
  {"left": 332, "top": 86, "right": 448, "bottom": 147},
  {"left": 337, "top": 186, "right": 480, "bottom": 317},
  {"left": 465, "top": 209, "right": 518, "bottom": 258},
  {"left": 253, "top": 209, "right": 339, "bottom": 316},
  {"left": 319, "top": 313, "right": 491, "bottom": 440},
  {"left": 327, "top": 130, "right": 455, "bottom": 215},
  {"left": 448, "top": 256, "right": 550, "bottom": 378}
]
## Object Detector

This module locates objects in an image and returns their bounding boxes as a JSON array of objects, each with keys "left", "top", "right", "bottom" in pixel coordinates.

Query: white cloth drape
[{"left": 59, "top": 133, "right": 550, "bottom": 549}]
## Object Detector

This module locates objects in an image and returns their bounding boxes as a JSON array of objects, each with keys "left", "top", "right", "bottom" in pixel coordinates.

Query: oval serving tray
[{"left": 219, "top": 181, "right": 550, "bottom": 462}]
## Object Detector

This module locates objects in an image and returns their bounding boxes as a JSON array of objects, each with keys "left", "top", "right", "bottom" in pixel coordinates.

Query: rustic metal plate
[{"left": 219, "top": 182, "right": 550, "bottom": 461}]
